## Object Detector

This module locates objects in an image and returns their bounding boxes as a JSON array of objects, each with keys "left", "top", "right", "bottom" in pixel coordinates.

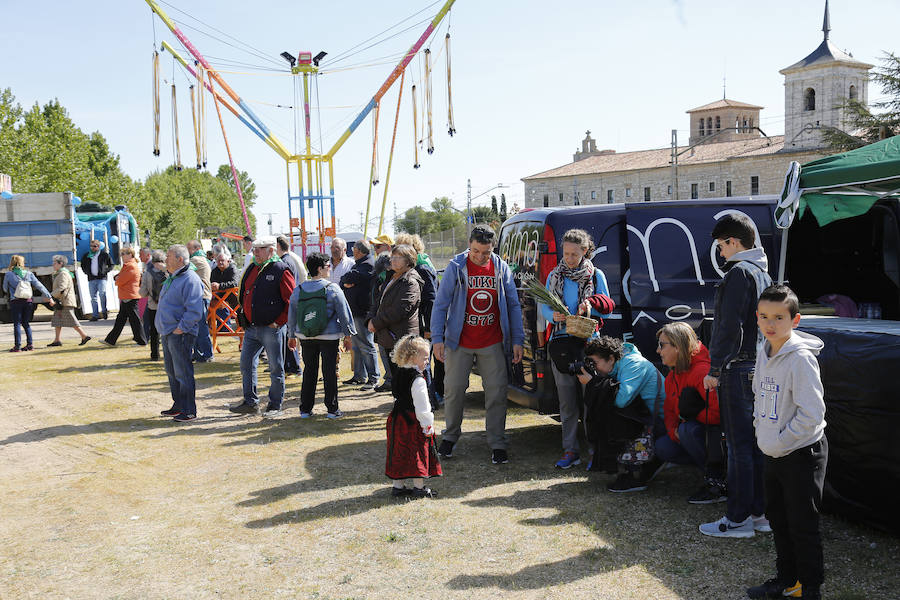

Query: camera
[{"left": 567, "top": 358, "right": 596, "bottom": 376}]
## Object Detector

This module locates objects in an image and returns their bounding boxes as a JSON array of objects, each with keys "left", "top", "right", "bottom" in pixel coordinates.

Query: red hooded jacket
[{"left": 663, "top": 342, "right": 720, "bottom": 441}]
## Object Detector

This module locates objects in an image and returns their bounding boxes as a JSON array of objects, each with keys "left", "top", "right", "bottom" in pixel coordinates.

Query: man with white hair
[
  {"left": 155, "top": 244, "right": 205, "bottom": 422},
  {"left": 230, "top": 236, "right": 296, "bottom": 417},
  {"left": 328, "top": 237, "right": 355, "bottom": 284}
]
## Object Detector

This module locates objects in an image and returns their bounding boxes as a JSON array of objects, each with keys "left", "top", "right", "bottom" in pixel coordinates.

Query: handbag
[
  {"left": 617, "top": 371, "right": 664, "bottom": 467},
  {"left": 14, "top": 278, "right": 33, "bottom": 299},
  {"left": 548, "top": 335, "right": 585, "bottom": 374}
]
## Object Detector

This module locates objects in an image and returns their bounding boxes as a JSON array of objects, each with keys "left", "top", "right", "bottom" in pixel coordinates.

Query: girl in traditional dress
[{"left": 386, "top": 334, "right": 442, "bottom": 498}]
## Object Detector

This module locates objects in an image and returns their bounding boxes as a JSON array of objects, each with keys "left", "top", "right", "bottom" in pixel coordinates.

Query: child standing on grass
[
  {"left": 386, "top": 334, "right": 442, "bottom": 498},
  {"left": 747, "top": 284, "right": 827, "bottom": 600}
]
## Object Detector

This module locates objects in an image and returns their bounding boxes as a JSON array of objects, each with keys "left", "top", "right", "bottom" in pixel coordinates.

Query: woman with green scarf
[
  {"left": 48, "top": 255, "right": 91, "bottom": 347},
  {"left": 4, "top": 255, "right": 54, "bottom": 352}
]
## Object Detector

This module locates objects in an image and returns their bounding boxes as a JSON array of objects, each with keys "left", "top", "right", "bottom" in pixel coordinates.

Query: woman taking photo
[
  {"left": 654, "top": 321, "right": 726, "bottom": 504},
  {"left": 48, "top": 255, "right": 90, "bottom": 347},
  {"left": 539, "top": 228, "right": 612, "bottom": 470},
  {"left": 367, "top": 244, "right": 423, "bottom": 380},
  {"left": 101, "top": 246, "right": 147, "bottom": 347},
  {"left": 288, "top": 252, "right": 356, "bottom": 418},
  {"left": 4, "top": 254, "right": 54, "bottom": 352}
]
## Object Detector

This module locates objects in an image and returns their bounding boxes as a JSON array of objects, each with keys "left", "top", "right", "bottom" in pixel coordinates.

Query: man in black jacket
[
  {"left": 700, "top": 213, "right": 773, "bottom": 539},
  {"left": 80, "top": 240, "right": 112, "bottom": 321},
  {"left": 340, "top": 240, "right": 379, "bottom": 390}
]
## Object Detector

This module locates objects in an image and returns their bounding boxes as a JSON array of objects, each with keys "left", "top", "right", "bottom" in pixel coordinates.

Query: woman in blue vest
[{"left": 539, "top": 229, "right": 612, "bottom": 470}]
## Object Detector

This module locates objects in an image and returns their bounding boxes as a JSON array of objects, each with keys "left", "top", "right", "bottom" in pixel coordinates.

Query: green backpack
[{"left": 295, "top": 284, "right": 331, "bottom": 337}]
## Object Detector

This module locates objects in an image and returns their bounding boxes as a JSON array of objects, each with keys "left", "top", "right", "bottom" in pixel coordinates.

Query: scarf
[
  {"left": 253, "top": 255, "right": 281, "bottom": 268},
  {"left": 546, "top": 257, "right": 595, "bottom": 333},
  {"left": 416, "top": 253, "right": 434, "bottom": 269},
  {"left": 191, "top": 250, "right": 205, "bottom": 258},
  {"left": 86, "top": 241, "right": 105, "bottom": 259},
  {"left": 12, "top": 266, "right": 27, "bottom": 279},
  {"left": 163, "top": 264, "right": 191, "bottom": 291}
]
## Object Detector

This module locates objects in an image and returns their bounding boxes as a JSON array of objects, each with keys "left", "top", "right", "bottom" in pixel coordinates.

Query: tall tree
[
  {"left": 823, "top": 52, "right": 900, "bottom": 151},
  {"left": 500, "top": 193, "right": 508, "bottom": 222}
]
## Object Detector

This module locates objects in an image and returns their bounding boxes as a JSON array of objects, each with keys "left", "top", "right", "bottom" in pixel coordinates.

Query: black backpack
[{"left": 150, "top": 268, "right": 167, "bottom": 303}]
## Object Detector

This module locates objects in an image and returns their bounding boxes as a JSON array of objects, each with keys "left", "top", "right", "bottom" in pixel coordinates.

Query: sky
[{"left": 2, "top": 0, "right": 898, "bottom": 238}]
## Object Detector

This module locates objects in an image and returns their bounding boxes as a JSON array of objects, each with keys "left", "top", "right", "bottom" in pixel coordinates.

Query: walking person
[
  {"left": 288, "top": 252, "right": 356, "bottom": 418},
  {"left": 187, "top": 240, "right": 214, "bottom": 363},
  {"left": 340, "top": 239, "right": 379, "bottom": 389},
  {"left": 430, "top": 226, "right": 524, "bottom": 465},
  {"left": 156, "top": 244, "right": 205, "bottom": 422},
  {"left": 47, "top": 255, "right": 90, "bottom": 347},
  {"left": 230, "top": 237, "right": 295, "bottom": 417},
  {"left": 538, "top": 228, "right": 613, "bottom": 470},
  {"left": 100, "top": 246, "right": 147, "bottom": 347},
  {"left": 139, "top": 250, "right": 168, "bottom": 360},
  {"left": 4, "top": 255, "right": 54, "bottom": 352},
  {"left": 80, "top": 239, "right": 112, "bottom": 320}
]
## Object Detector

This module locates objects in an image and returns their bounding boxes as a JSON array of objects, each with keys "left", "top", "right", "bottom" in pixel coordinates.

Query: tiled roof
[
  {"left": 687, "top": 98, "right": 764, "bottom": 112},
  {"left": 522, "top": 135, "right": 788, "bottom": 181},
  {"left": 780, "top": 39, "right": 873, "bottom": 73}
]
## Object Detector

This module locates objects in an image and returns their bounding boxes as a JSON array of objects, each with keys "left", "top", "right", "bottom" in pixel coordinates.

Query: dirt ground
[{"left": 1, "top": 316, "right": 898, "bottom": 599}]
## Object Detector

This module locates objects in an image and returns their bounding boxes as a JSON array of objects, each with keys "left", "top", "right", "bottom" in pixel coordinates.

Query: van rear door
[{"left": 624, "top": 198, "right": 779, "bottom": 357}]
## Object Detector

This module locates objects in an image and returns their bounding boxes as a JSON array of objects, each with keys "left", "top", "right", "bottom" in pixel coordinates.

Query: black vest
[
  {"left": 240, "top": 260, "right": 290, "bottom": 326},
  {"left": 391, "top": 367, "right": 424, "bottom": 423}
]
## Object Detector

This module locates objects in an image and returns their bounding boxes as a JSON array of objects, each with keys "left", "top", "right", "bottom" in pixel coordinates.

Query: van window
[{"left": 498, "top": 220, "right": 542, "bottom": 288}]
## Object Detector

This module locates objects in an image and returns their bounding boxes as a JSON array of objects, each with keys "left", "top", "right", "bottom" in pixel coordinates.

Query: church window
[
  {"left": 726, "top": 180, "right": 732, "bottom": 197},
  {"left": 644, "top": 187, "right": 651, "bottom": 202},
  {"left": 591, "top": 190, "right": 596, "bottom": 200},
  {"left": 715, "top": 116, "right": 721, "bottom": 131},
  {"left": 751, "top": 176, "right": 759, "bottom": 195},
  {"left": 849, "top": 85, "right": 857, "bottom": 100},
  {"left": 543, "top": 194, "right": 549, "bottom": 207},
  {"left": 667, "top": 185, "right": 672, "bottom": 195},
  {"left": 699, "top": 119, "right": 705, "bottom": 136},
  {"left": 709, "top": 182, "right": 715, "bottom": 192},
  {"left": 742, "top": 117, "right": 748, "bottom": 132},
  {"left": 691, "top": 183, "right": 698, "bottom": 199},
  {"left": 625, "top": 187, "right": 632, "bottom": 198},
  {"left": 559, "top": 193, "right": 564, "bottom": 203},
  {"left": 804, "top": 88, "right": 816, "bottom": 111},
  {"left": 607, "top": 189, "right": 614, "bottom": 203},
  {"left": 707, "top": 117, "right": 713, "bottom": 132}
]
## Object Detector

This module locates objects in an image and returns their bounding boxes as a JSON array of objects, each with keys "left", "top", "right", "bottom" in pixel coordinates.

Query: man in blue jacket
[
  {"left": 431, "top": 226, "right": 524, "bottom": 465},
  {"left": 155, "top": 244, "right": 205, "bottom": 422}
]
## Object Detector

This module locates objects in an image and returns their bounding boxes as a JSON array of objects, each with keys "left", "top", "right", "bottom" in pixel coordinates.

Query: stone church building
[{"left": 522, "top": 5, "right": 872, "bottom": 208}]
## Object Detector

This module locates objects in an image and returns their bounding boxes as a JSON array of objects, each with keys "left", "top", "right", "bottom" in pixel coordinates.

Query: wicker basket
[{"left": 565, "top": 314, "right": 598, "bottom": 338}]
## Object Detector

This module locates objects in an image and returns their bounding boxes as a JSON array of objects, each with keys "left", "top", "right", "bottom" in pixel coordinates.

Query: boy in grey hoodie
[{"left": 747, "top": 284, "right": 827, "bottom": 600}]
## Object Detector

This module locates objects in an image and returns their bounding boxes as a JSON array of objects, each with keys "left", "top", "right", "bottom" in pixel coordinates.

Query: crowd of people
[{"left": 3, "top": 215, "right": 828, "bottom": 599}]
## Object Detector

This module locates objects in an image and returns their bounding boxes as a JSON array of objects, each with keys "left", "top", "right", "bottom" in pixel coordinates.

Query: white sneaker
[
  {"left": 699, "top": 515, "right": 755, "bottom": 538},
  {"left": 752, "top": 514, "right": 772, "bottom": 532}
]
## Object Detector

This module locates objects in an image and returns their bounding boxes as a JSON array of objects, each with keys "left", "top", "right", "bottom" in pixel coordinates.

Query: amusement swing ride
[{"left": 146, "top": 0, "right": 458, "bottom": 257}]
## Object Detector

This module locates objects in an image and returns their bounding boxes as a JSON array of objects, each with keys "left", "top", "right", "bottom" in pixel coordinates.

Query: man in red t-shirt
[{"left": 431, "top": 226, "right": 524, "bottom": 465}]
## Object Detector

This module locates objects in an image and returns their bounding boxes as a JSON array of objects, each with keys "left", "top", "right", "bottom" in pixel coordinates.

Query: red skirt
[{"left": 385, "top": 411, "right": 443, "bottom": 480}]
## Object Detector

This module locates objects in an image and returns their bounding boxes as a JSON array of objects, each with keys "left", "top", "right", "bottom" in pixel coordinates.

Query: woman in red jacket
[
  {"left": 101, "top": 246, "right": 148, "bottom": 347},
  {"left": 654, "top": 322, "right": 726, "bottom": 504}
]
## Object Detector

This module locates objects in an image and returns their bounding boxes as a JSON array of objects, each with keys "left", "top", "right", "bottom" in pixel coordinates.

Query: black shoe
[
  {"left": 491, "top": 449, "right": 509, "bottom": 464},
  {"left": 89, "top": 317, "right": 99, "bottom": 322},
  {"left": 411, "top": 486, "right": 437, "bottom": 498},
  {"left": 374, "top": 382, "right": 392, "bottom": 393},
  {"left": 150, "top": 354, "right": 159, "bottom": 361},
  {"left": 173, "top": 413, "right": 197, "bottom": 422},
  {"left": 359, "top": 382, "right": 376, "bottom": 391},
  {"left": 607, "top": 473, "right": 647, "bottom": 493},
  {"left": 688, "top": 480, "right": 727, "bottom": 505},
  {"left": 161, "top": 407, "right": 181, "bottom": 416},
  {"left": 343, "top": 377, "right": 363, "bottom": 385},
  {"left": 747, "top": 578, "right": 793, "bottom": 599},
  {"left": 79, "top": 336, "right": 92, "bottom": 346},
  {"left": 391, "top": 486, "right": 412, "bottom": 497},
  {"left": 47, "top": 341, "right": 62, "bottom": 347},
  {"left": 229, "top": 402, "right": 259, "bottom": 415},
  {"left": 437, "top": 439, "right": 455, "bottom": 458},
  {"left": 103, "top": 312, "right": 108, "bottom": 320}
]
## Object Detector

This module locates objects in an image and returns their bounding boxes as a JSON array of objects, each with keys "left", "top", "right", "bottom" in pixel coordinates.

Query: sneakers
[
  {"left": 160, "top": 407, "right": 181, "bottom": 417},
  {"left": 391, "top": 486, "right": 412, "bottom": 497},
  {"left": 8, "top": 347, "right": 20, "bottom": 353},
  {"left": 746, "top": 578, "right": 800, "bottom": 599},
  {"left": 491, "top": 449, "right": 509, "bottom": 464},
  {"left": 359, "top": 382, "right": 376, "bottom": 391},
  {"left": 22, "top": 344, "right": 34, "bottom": 351},
  {"left": 263, "top": 405, "right": 283, "bottom": 418},
  {"left": 698, "top": 515, "right": 755, "bottom": 538},
  {"left": 607, "top": 472, "right": 647, "bottom": 493},
  {"left": 411, "top": 486, "right": 437, "bottom": 498},
  {"left": 437, "top": 439, "right": 455, "bottom": 458},
  {"left": 299, "top": 411, "right": 312, "bottom": 419},
  {"left": 326, "top": 410, "right": 344, "bottom": 419},
  {"left": 229, "top": 402, "right": 259, "bottom": 415},
  {"left": 752, "top": 514, "right": 773, "bottom": 533},
  {"left": 343, "top": 377, "right": 363, "bottom": 385},
  {"left": 99, "top": 339, "right": 115, "bottom": 347},
  {"left": 374, "top": 382, "right": 392, "bottom": 393},
  {"left": 555, "top": 452, "right": 581, "bottom": 469},
  {"left": 47, "top": 341, "right": 62, "bottom": 347},
  {"left": 173, "top": 413, "right": 197, "bottom": 422},
  {"left": 688, "top": 480, "right": 728, "bottom": 505},
  {"left": 784, "top": 581, "right": 803, "bottom": 598}
]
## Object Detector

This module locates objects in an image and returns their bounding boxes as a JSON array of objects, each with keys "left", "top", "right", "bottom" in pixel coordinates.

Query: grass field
[{"left": 0, "top": 329, "right": 897, "bottom": 599}]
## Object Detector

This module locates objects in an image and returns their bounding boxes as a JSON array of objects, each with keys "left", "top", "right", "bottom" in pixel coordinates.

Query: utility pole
[
  {"left": 466, "top": 178, "right": 472, "bottom": 238},
  {"left": 263, "top": 212, "right": 277, "bottom": 236}
]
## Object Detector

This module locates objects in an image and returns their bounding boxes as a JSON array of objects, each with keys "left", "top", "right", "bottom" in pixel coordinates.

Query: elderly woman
[
  {"left": 539, "top": 228, "right": 613, "bottom": 470},
  {"left": 101, "top": 246, "right": 147, "bottom": 347},
  {"left": 210, "top": 251, "right": 239, "bottom": 331},
  {"left": 654, "top": 321, "right": 725, "bottom": 504},
  {"left": 48, "top": 255, "right": 90, "bottom": 347},
  {"left": 4, "top": 254, "right": 54, "bottom": 352},
  {"left": 367, "top": 244, "right": 423, "bottom": 380},
  {"left": 288, "top": 252, "right": 356, "bottom": 418},
  {"left": 139, "top": 250, "right": 168, "bottom": 360}
]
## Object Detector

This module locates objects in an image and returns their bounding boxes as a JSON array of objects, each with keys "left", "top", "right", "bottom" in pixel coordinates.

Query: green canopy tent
[{"left": 776, "top": 135, "right": 900, "bottom": 282}]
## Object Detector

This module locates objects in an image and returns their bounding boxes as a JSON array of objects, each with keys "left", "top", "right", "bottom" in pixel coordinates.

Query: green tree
[
  {"left": 823, "top": 52, "right": 900, "bottom": 151},
  {"left": 500, "top": 193, "right": 508, "bottom": 222},
  {"left": 216, "top": 164, "right": 258, "bottom": 203}
]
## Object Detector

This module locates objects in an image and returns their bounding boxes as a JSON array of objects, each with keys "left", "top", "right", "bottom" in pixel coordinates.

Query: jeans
[
  {"left": 719, "top": 362, "right": 766, "bottom": 522},
  {"left": 161, "top": 332, "right": 197, "bottom": 416},
  {"left": 88, "top": 278, "right": 107, "bottom": 318},
  {"left": 10, "top": 299, "right": 34, "bottom": 348},
  {"left": 766, "top": 436, "right": 828, "bottom": 590},
  {"left": 105, "top": 299, "right": 147, "bottom": 345},
  {"left": 283, "top": 333, "right": 301, "bottom": 374},
  {"left": 655, "top": 420, "right": 724, "bottom": 477},
  {"left": 299, "top": 338, "right": 340, "bottom": 413},
  {"left": 443, "top": 342, "right": 508, "bottom": 449},
  {"left": 240, "top": 324, "right": 286, "bottom": 408},
  {"left": 192, "top": 299, "right": 214, "bottom": 361},
  {"left": 379, "top": 345, "right": 393, "bottom": 384},
  {"left": 351, "top": 316, "right": 378, "bottom": 383},
  {"left": 144, "top": 308, "right": 160, "bottom": 359}
]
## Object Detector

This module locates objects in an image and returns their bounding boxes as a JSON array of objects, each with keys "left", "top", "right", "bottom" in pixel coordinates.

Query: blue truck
[{"left": 0, "top": 191, "right": 140, "bottom": 322}]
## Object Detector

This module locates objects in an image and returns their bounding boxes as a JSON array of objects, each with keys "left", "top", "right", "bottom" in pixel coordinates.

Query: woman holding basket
[{"left": 539, "top": 228, "right": 613, "bottom": 470}]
